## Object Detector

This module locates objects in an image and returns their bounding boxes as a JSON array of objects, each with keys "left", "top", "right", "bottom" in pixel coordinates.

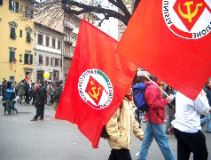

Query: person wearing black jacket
[{"left": 31, "top": 83, "right": 47, "bottom": 121}]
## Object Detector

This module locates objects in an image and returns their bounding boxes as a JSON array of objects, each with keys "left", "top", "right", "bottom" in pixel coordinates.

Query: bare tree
[{"left": 35, "top": 0, "right": 140, "bottom": 26}]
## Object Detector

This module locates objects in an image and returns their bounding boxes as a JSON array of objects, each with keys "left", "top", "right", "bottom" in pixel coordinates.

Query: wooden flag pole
[{"left": 139, "top": 69, "right": 169, "bottom": 97}]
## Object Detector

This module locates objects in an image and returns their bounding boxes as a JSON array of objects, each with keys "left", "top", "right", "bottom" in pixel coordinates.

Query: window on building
[
  {"left": 24, "top": 52, "right": 33, "bottom": 65},
  {"left": 58, "top": 40, "right": 61, "bottom": 50},
  {"left": 10, "top": 27, "right": 16, "bottom": 39},
  {"left": 52, "top": 38, "right": 55, "bottom": 48},
  {"left": 46, "top": 36, "right": 49, "bottom": 47},
  {"left": 19, "top": 30, "right": 22, "bottom": 37},
  {"left": 9, "top": 47, "right": 16, "bottom": 63},
  {"left": 39, "top": 55, "right": 43, "bottom": 65},
  {"left": 0, "top": 0, "right": 3, "bottom": 6},
  {"left": 26, "top": 32, "right": 31, "bottom": 43},
  {"left": 55, "top": 58, "right": 59, "bottom": 67},
  {"left": 25, "top": 27, "right": 32, "bottom": 43},
  {"left": 15, "top": 1, "right": 19, "bottom": 12},
  {"left": 46, "top": 56, "right": 49, "bottom": 66},
  {"left": 38, "top": 34, "right": 43, "bottom": 45},
  {"left": 51, "top": 58, "right": 55, "bottom": 66},
  {"left": 9, "top": 21, "right": 17, "bottom": 39},
  {"left": 25, "top": 7, "right": 33, "bottom": 18},
  {"left": 9, "top": 0, "right": 19, "bottom": 12},
  {"left": 9, "top": 0, "right": 15, "bottom": 11}
]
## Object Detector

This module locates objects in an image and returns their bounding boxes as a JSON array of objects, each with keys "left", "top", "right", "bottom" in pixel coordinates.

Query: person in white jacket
[{"left": 171, "top": 90, "right": 211, "bottom": 160}]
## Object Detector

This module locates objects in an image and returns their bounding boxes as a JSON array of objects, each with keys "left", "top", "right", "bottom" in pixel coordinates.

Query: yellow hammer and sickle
[
  {"left": 88, "top": 86, "right": 102, "bottom": 100},
  {"left": 178, "top": 1, "right": 203, "bottom": 23}
]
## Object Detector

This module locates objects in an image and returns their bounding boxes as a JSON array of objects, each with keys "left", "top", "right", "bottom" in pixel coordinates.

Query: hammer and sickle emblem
[
  {"left": 178, "top": 1, "right": 203, "bottom": 23},
  {"left": 88, "top": 81, "right": 102, "bottom": 100}
]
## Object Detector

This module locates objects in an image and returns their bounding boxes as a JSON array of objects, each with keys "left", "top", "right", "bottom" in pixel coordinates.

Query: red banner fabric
[
  {"left": 55, "top": 20, "right": 137, "bottom": 148},
  {"left": 117, "top": 0, "right": 211, "bottom": 99}
]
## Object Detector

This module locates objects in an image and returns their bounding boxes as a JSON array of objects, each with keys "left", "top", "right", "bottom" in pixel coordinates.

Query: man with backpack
[
  {"left": 137, "top": 76, "right": 175, "bottom": 160},
  {"left": 133, "top": 80, "right": 148, "bottom": 125}
]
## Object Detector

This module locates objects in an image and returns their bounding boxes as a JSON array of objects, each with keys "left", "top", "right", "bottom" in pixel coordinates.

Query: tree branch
[{"left": 63, "top": 0, "right": 130, "bottom": 25}]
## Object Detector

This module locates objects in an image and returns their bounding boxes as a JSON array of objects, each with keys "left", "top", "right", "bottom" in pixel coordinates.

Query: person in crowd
[
  {"left": 0, "top": 84, "right": 2, "bottom": 97},
  {"left": 201, "top": 77, "right": 211, "bottom": 133},
  {"left": 16, "top": 80, "right": 25, "bottom": 104},
  {"left": 28, "top": 82, "right": 35, "bottom": 105},
  {"left": 47, "top": 83, "right": 55, "bottom": 105},
  {"left": 24, "top": 79, "right": 30, "bottom": 104},
  {"left": 132, "top": 74, "right": 149, "bottom": 125},
  {"left": 3, "top": 81, "right": 18, "bottom": 114},
  {"left": 106, "top": 87, "right": 144, "bottom": 160},
  {"left": 137, "top": 76, "right": 175, "bottom": 160},
  {"left": 52, "top": 81, "right": 63, "bottom": 110},
  {"left": 1, "top": 78, "right": 7, "bottom": 101},
  {"left": 31, "top": 83, "right": 47, "bottom": 121},
  {"left": 165, "top": 86, "right": 176, "bottom": 134},
  {"left": 172, "top": 90, "right": 211, "bottom": 160}
]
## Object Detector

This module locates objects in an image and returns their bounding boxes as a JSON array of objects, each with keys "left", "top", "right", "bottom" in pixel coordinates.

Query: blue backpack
[{"left": 132, "top": 82, "right": 148, "bottom": 111}]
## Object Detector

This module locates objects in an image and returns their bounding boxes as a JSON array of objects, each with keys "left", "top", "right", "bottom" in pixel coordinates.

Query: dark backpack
[{"left": 132, "top": 82, "right": 148, "bottom": 111}]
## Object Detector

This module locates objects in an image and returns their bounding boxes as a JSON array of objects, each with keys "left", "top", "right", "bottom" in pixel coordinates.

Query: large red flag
[
  {"left": 117, "top": 0, "right": 211, "bottom": 99},
  {"left": 55, "top": 20, "right": 137, "bottom": 148}
]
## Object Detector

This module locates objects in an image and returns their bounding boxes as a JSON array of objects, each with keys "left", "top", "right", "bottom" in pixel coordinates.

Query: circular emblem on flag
[
  {"left": 78, "top": 69, "right": 113, "bottom": 110},
  {"left": 162, "top": 0, "right": 211, "bottom": 39}
]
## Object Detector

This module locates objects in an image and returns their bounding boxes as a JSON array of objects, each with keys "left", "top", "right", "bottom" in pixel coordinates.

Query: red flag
[
  {"left": 55, "top": 20, "right": 137, "bottom": 148},
  {"left": 117, "top": 0, "right": 211, "bottom": 99}
]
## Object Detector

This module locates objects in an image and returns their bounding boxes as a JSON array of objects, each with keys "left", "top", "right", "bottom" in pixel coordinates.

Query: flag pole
[{"left": 139, "top": 69, "right": 169, "bottom": 97}]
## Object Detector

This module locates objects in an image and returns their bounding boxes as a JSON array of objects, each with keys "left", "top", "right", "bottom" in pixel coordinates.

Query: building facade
[
  {"left": 63, "top": 14, "right": 80, "bottom": 80},
  {"left": 0, "top": 0, "right": 34, "bottom": 83},
  {"left": 34, "top": 22, "right": 63, "bottom": 82}
]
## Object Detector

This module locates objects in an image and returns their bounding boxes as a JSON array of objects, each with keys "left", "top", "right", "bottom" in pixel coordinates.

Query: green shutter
[
  {"left": 15, "top": 1, "right": 19, "bottom": 13},
  {"left": 24, "top": 54, "right": 27, "bottom": 64},
  {"left": 30, "top": 55, "right": 33, "bottom": 64},
  {"left": 9, "top": 0, "right": 12, "bottom": 10}
]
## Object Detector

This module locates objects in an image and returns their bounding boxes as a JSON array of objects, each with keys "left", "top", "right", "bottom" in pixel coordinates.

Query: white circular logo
[
  {"left": 78, "top": 69, "right": 113, "bottom": 110},
  {"left": 162, "top": 0, "right": 211, "bottom": 39}
]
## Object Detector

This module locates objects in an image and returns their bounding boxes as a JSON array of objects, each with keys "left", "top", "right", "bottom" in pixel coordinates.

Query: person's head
[
  {"left": 207, "top": 77, "right": 211, "bottom": 89},
  {"left": 125, "top": 87, "right": 133, "bottom": 101},
  {"left": 133, "top": 75, "right": 145, "bottom": 84}
]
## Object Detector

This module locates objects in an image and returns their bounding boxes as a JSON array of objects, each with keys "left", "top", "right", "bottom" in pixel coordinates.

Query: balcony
[
  {"left": 64, "top": 35, "right": 75, "bottom": 44},
  {"left": 63, "top": 52, "right": 74, "bottom": 59},
  {"left": 64, "top": 21, "right": 75, "bottom": 30}
]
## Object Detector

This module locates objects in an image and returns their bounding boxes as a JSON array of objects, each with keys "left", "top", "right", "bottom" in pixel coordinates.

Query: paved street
[{"left": 0, "top": 102, "right": 211, "bottom": 160}]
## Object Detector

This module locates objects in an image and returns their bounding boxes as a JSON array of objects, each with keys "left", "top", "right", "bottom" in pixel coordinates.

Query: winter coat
[
  {"left": 4, "top": 87, "right": 15, "bottom": 101},
  {"left": 106, "top": 97, "right": 144, "bottom": 149},
  {"left": 17, "top": 82, "right": 25, "bottom": 96},
  {"left": 145, "top": 82, "right": 168, "bottom": 124},
  {"left": 34, "top": 87, "right": 46, "bottom": 106}
]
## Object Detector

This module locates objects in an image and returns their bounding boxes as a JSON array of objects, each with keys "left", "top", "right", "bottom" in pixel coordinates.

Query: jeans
[
  {"left": 201, "top": 113, "right": 211, "bottom": 132},
  {"left": 138, "top": 122, "right": 175, "bottom": 160}
]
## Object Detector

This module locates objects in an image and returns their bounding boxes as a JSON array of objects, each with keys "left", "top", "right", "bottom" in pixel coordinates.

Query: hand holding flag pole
[
  {"left": 138, "top": 69, "right": 169, "bottom": 97},
  {"left": 141, "top": 71, "right": 175, "bottom": 102}
]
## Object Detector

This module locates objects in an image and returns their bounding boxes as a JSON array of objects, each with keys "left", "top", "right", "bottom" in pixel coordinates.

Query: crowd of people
[
  {"left": 1, "top": 74, "right": 211, "bottom": 160},
  {"left": 0, "top": 78, "right": 63, "bottom": 119},
  {"left": 105, "top": 73, "right": 211, "bottom": 160}
]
